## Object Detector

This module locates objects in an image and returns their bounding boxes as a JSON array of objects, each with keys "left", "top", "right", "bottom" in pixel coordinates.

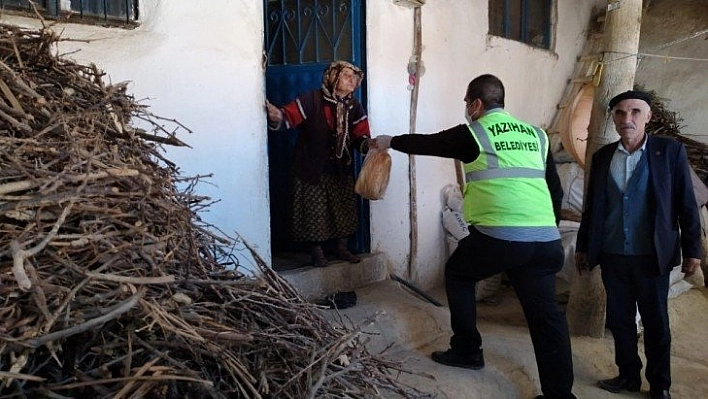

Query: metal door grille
[{"left": 265, "top": 0, "right": 355, "bottom": 66}]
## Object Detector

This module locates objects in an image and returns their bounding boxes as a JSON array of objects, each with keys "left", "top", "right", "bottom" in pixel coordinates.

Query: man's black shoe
[
  {"left": 431, "top": 349, "right": 484, "bottom": 370},
  {"left": 650, "top": 389, "right": 671, "bottom": 399},
  {"left": 597, "top": 375, "right": 641, "bottom": 393}
]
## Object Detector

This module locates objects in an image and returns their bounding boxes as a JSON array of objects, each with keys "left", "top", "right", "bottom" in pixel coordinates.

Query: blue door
[{"left": 264, "top": 0, "right": 368, "bottom": 266}]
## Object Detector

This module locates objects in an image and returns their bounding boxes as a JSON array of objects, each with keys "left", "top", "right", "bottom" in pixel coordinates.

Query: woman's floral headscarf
[{"left": 320, "top": 60, "right": 364, "bottom": 161}]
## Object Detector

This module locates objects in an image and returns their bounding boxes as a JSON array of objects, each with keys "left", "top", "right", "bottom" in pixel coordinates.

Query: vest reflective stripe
[
  {"left": 469, "top": 121, "right": 498, "bottom": 168},
  {"left": 466, "top": 167, "right": 545, "bottom": 181},
  {"left": 535, "top": 126, "right": 547, "bottom": 158},
  {"left": 462, "top": 110, "right": 556, "bottom": 233}
]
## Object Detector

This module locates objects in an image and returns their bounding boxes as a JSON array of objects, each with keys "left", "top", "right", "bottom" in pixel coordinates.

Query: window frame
[
  {"left": 0, "top": 0, "right": 139, "bottom": 27},
  {"left": 488, "top": 0, "right": 553, "bottom": 50}
]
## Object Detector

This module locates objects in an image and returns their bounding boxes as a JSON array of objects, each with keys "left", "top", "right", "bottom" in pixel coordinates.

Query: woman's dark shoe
[
  {"left": 431, "top": 349, "right": 484, "bottom": 370},
  {"left": 597, "top": 375, "right": 641, "bottom": 393},
  {"left": 311, "top": 245, "right": 328, "bottom": 268},
  {"left": 336, "top": 249, "right": 361, "bottom": 263},
  {"left": 336, "top": 238, "right": 361, "bottom": 263}
]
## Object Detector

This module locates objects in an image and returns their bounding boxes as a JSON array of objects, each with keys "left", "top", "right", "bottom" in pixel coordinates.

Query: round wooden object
[{"left": 560, "top": 83, "right": 594, "bottom": 168}]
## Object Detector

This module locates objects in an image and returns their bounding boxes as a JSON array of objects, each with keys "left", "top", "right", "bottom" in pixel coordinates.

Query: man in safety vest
[{"left": 371, "top": 74, "right": 575, "bottom": 399}]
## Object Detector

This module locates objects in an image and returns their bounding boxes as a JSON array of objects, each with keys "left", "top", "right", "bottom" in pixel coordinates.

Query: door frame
[{"left": 263, "top": 0, "right": 369, "bottom": 267}]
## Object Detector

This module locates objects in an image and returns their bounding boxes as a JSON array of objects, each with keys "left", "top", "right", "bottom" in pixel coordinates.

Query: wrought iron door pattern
[{"left": 266, "top": 0, "right": 355, "bottom": 65}]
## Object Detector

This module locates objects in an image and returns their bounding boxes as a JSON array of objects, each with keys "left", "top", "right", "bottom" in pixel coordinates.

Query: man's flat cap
[{"left": 608, "top": 90, "right": 652, "bottom": 109}]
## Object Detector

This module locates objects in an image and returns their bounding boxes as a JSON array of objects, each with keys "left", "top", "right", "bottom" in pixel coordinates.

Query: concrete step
[{"left": 279, "top": 252, "right": 387, "bottom": 302}]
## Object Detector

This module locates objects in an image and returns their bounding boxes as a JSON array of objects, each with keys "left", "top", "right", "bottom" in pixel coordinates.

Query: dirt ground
[{"left": 331, "top": 279, "right": 708, "bottom": 398}]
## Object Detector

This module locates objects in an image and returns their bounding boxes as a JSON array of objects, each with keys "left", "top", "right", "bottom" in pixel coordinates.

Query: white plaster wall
[
  {"left": 366, "top": 0, "right": 605, "bottom": 289},
  {"left": 1, "top": 1, "right": 270, "bottom": 270}
]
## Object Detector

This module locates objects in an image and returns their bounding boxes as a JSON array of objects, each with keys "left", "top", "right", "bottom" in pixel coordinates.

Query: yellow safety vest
[{"left": 463, "top": 110, "right": 556, "bottom": 235}]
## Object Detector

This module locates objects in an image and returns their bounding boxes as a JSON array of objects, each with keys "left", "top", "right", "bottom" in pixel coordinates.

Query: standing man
[
  {"left": 371, "top": 74, "right": 575, "bottom": 399},
  {"left": 575, "top": 90, "right": 701, "bottom": 399}
]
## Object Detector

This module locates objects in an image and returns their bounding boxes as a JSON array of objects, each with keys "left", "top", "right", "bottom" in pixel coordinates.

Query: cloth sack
[
  {"left": 443, "top": 184, "right": 464, "bottom": 212},
  {"left": 355, "top": 148, "right": 391, "bottom": 200},
  {"left": 442, "top": 207, "right": 469, "bottom": 241}
]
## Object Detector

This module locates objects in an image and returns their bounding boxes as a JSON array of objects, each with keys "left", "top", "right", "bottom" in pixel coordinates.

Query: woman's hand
[
  {"left": 265, "top": 100, "right": 282, "bottom": 122},
  {"left": 265, "top": 100, "right": 283, "bottom": 129}
]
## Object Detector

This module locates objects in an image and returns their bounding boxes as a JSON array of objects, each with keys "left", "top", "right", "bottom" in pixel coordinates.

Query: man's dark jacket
[{"left": 576, "top": 135, "right": 702, "bottom": 275}]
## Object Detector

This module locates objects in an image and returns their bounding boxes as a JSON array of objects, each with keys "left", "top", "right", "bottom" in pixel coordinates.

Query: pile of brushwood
[
  {"left": 0, "top": 24, "right": 430, "bottom": 398},
  {"left": 642, "top": 87, "right": 708, "bottom": 184}
]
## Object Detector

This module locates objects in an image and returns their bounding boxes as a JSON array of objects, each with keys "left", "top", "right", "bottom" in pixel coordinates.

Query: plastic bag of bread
[{"left": 355, "top": 148, "right": 391, "bottom": 200}]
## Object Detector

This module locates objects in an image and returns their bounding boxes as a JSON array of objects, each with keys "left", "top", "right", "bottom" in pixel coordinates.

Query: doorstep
[{"left": 278, "top": 252, "right": 387, "bottom": 302}]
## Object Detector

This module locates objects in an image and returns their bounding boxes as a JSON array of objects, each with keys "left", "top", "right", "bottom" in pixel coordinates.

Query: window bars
[{"left": 0, "top": 0, "right": 138, "bottom": 24}]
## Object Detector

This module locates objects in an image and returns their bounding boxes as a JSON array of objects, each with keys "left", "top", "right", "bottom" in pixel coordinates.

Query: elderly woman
[{"left": 266, "top": 60, "right": 370, "bottom": 268}]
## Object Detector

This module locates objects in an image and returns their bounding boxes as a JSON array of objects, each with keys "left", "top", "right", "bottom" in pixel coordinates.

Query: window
[
  {"left": 489, "top": 0, "right": 552, "bottom": 49},
  {"left": 0, "top": 0, "right": 138, "bottom": 25}
]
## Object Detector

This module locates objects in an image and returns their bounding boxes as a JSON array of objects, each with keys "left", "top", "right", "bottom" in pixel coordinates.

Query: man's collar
[
  {"left": 617, "top": 134, "right": 648, "bottom": 154},
  {"left": 481, "top": 108, "right": 505, "bottom": 117}
]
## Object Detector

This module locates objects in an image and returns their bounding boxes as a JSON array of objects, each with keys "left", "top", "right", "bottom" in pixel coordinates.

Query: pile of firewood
[
  {"left": 0, "top": 24, "right": 429, "bottom": 398},
  {"left": 642, "top": 87, "right": 708, "bottom": 184}
]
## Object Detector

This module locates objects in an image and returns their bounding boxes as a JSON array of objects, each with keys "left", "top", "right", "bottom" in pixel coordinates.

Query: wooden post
[
  {"left": 566, "top": 0, "right": 644, "bottom": 337},
  {"left": 407, "top": 6, "right": 423, "bottom": 281}
]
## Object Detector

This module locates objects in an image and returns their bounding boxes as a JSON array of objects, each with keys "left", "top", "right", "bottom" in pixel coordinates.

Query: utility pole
[{"left": 566, "top": 0, "right": 644, "bottom": 337}]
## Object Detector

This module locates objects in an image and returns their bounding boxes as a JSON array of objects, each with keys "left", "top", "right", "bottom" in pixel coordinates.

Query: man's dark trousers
[
  {"left": 445, "top": 227, "right": 574, "bottom": 398},
  {"left": 599, "top": 252, "right": 671, "bottom": 391}
]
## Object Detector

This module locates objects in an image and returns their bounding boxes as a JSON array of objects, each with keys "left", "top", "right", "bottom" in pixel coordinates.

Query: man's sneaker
[
  {"left": 598, "top": 375, "right": 641, "bottom": 393},
  {"left": 431, "top": 349, "right": 484, "bottom": 370}
]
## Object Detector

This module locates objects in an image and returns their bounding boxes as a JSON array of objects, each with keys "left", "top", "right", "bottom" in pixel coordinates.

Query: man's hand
[
  {"left": 371, "top": 135, "right": 392, "bottom": 150},
  {"left": 681, "top": 257, "right": 701, "bottom": 277},
  {"left": 575, "top": 252, "right": 589, "bottom": 275}
]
